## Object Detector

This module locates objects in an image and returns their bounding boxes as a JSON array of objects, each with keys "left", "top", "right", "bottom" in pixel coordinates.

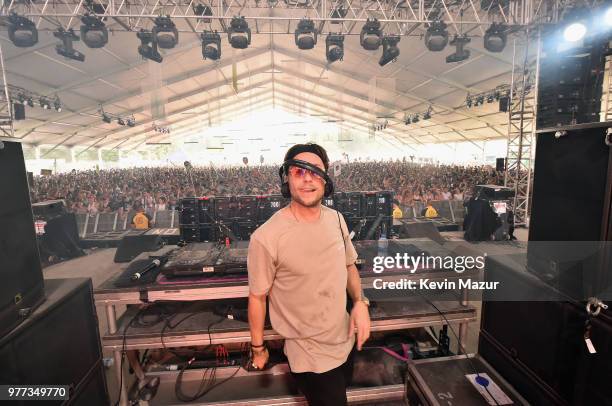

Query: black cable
[
  {"left": 113, "top": 305, "right": 150, "bottom": 406},
  {"left": 423, "top": 297, "right": 500, "bottom": 406},
  {"left": 173, "top": 316, "right": 240, "bottom": 402}
]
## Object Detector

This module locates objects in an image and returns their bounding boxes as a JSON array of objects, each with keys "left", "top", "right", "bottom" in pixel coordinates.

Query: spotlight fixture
[
  {"left": 425, "top": 21, "right": 449, "bottom": 52},
  {"left": 17, "top": 93, "right": 26, "bottom": 104},
  {"left": 127, "top": 117, "right": 136, "bottom": 127},
  {"left": 563, "top": 22, "right": 587, "bottom": 42},
  {"left": 117, "top": 118, "right": 126, "bottom": 126},
  {"left": 476, "top": 95, "right": 485, "bottom": 106},
  {"left": 54, "top": 98, "right": 62, "bottom": 112},
  {"left": 295, "top": 19, "right": 317, "bottom": 50},
  {"left": 54, "top": 28, "right": 85, "bottom": 62},
  {"left": 484, "top": 23, "right": 507, "bottom": 53},
  {"left": 194, "top": 4, "right": 213, "bottom": 23},
  {"left": 228, "top": 16, "right": 251, "bottom": 49},
  {"left": 379, "top": 35, "right": 400, "bottom": 66},
  {"left": 606, "top": 6, "right": 612, "bottom": 27},
  {"left": 331, "top": 6, "right": 347, "bottom": 24},
  {"left": 137, "top": 30, "right": 163, "bottom": 63},
  {"left": 201, "top": 30, "right": 221, "bottom": 60},
  {"left": 412, "top": 114, "right": 420, "bottom": 124},
  {"left": 153, "top": 16, "right": 178, "bottom": 49},
  {"left": 102, "top": 113, "right": 112, "bottom": 124},
  {"left": 325, "top": 34, "right": 344, "bottom": 63},
  {"left": 39, "top": 98, "right": 50, "bottom": 109},
  {"left": 423, "top": 106, "right": 432, "bottom": 120},
  {"left": 8, "top": 13, "right": 38, "bottom": 47},
  {"left": 466, "top": 95, "right": 473, "bottom": 108},
  {"left": 26, "top": 98, "right": 34, "bottom": 108},
  {"left": 486, "top": 94, "right": 495, "bottom": 103},
  {"left": 360, "top": 19, "right": 383, "bottom": 51},
  {"left": 562, "top": 7, "right": 589, "bottom": 43},
  {"left": 80, "top": 14, "right": 108, "bottom": 48},
  {"left": 445, "top": 35, "right": 470, "bottom": 63}
]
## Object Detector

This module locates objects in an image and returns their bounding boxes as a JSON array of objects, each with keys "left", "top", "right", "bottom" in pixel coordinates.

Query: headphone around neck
[{"left": 278, "top": 158, "right": 334, "bottom": 198}]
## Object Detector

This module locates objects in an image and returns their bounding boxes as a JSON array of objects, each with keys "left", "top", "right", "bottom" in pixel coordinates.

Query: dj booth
[{"left": 94, "top": 238, "right": 478, "bottom": 405}]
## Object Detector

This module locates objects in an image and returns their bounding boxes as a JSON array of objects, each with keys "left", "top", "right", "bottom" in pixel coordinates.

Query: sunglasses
[{"left": 288, "top": 166, "right": 325, "bottom": 181}]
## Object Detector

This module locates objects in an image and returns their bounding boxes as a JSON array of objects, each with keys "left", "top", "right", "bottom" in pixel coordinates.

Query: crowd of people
[{"left": 29, "top": 159, "right": 504, "bottom": 216}]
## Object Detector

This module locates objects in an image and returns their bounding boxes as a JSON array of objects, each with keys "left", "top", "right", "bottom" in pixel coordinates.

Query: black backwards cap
[{"left": 283, "top": 143, "right": 330, "bottom": 172}]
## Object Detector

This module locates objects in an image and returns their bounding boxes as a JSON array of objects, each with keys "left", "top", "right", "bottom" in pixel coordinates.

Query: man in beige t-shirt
[{"left": 247, "top": 143, "right": 371, "bottom": 406}]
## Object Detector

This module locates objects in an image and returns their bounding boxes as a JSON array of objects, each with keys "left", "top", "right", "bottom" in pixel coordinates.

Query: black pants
[{"left": 290, "top": 346, "right": 355, "bottom": 406}]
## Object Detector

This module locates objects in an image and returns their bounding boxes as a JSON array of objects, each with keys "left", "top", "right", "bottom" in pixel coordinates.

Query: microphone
[{"left": 131, "top": 259, "right": 161, "bottom": 281}]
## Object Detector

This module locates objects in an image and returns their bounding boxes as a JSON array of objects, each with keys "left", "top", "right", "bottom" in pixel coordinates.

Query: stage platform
[{"left": 41, "top": 234, "right": 528, "bottom": 405}]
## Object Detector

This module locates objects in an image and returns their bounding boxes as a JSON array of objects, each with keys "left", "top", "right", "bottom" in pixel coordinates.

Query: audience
[{"left": 29, "top": 159, "right": 503, "bottom": 215}]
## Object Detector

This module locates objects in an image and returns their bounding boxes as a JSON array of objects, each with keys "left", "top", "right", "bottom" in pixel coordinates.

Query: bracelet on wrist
[{"left": 251, "top": 342, "right": 266, "bottom": 348}]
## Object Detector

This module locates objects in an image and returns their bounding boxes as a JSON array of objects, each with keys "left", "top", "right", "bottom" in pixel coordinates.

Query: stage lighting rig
[
  {"left": 446, "top": 35, "right": 470, "bottom": 63},
  {"left": 201, "top": 31, "right": 221, "bottom": 60},
  {"left": 153, "top": 16, "right": 178, "bottom": 49},
  {"left": 8, "top": 13, "right": 38, "bottom": 47},
  {"left": 326, "top": 34, "right": 344, "bottom": 63},
  {"left": 425, "top": 21, "right": 449, "bottom": 52},
  {"left": 295, "top": 19, "right": 317, "bottom": 50},
  {"left": 360, "top": 19, "right": 383, "bottom": 51},
  {"left": 379, "top": 35, "right": 400, "bottom": 66},
  {"left": 80, "top": 14, "right": 108, "bottom": 48},
  {"left": 137, "top": 30, "right": 163, "bottom": 63},
  {"left": 7, "top": 85, "right": 62, "bottom": 113},
  {"left": 484, "top": 23, "right": 507, "bottom": 52},
  {"left": 228, "top": 17, "right": 251, "bottom": 49},
  {"left": 99, "top": 107, "right": 136, "bottom": 127},
  {"left": 54, "top": 28, "right": 85, "bottom": 62}
]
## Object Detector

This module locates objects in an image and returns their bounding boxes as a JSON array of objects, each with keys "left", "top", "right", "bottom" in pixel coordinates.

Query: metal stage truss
[
  {"left": 504, "top": 28, "right": 539, "bottom": 228},
  {"left": 0, "top": 0, "right": 584, "bottom": 36}
]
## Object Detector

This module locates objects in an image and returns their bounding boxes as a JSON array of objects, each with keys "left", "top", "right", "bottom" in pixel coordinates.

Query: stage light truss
[{"left": 0, "top": 0, "right": 580, "bottom": 37}]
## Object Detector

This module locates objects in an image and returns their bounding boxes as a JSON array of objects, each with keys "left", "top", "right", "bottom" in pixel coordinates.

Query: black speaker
[
  {"left": 32, "top": 200, "right": 67, "bottom": 219},
  {"left": 13, "top": 103, "right": 25, "bottom": 120},
  {"left": 480, "top": 255, "right": 612, "bottom": 405},
  {"left": 114, "top": 233, "right": 164, "bottom": 263},
  {"left": 499, "top": 96, "right": 509, "bottom": 112},
  {"left": 0, "top": 278, "right": 108, "bottom": 405},
  {"left": 528, "top": 122, "right": 612, "bottom": 300},
  {"left": 0, "top": 141, "right": 45, "bottom": 339},
  {"left": 496, "top": 157, "right": 506, "bottom": 172}
]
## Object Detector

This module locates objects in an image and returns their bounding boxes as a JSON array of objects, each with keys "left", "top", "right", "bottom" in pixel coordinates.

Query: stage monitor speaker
[
  {"left": 32, "top": 200, "right": 67, "bottom": 219},
  {"left": 114, "top": 233, "right": 164, "bottom": 263},
  {"left": 13, "top": 103, "right": 25, "bottom": 120},
  {"left": 0, "top": 141, "right": 44, "bottom": 339},
  {"left": 496, "top": 157, "right": 506, "bottom": 172},
  {"left": 399, "top": 221, "right": 444, "bottom": 244},
  {"left": 0, "top": 278, "right": 108, "bottom": 405},
  {"left": 38, "top": 213, "right": 84, "bottom": 261}
]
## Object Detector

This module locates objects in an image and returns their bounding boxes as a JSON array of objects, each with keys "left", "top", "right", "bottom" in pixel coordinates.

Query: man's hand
[
  {"left": 348, "top": 301, "right": 371, "bottom": 350},
  {"left": 250, "top": 346, "right": 269, "bottom": 370}
]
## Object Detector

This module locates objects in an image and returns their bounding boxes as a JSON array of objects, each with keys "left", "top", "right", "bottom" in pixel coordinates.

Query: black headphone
[{"left": 278, "top": 159, "right": 334, "bottom": 198}]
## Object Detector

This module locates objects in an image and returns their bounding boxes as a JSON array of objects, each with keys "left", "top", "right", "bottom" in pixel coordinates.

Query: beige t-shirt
[{"left": 247, "top": 205, "right": 358, "bottom": 373}]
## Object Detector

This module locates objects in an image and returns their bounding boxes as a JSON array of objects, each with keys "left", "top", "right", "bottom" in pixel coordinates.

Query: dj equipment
[
  {"left": 0, "top": 278, "right": 108, "bottom": 405},
  {"left": 161, "top": 241, "right": 249, "bottom": 277},
  {"left": 0, "top": 140, "right": 45, "bottom": 339},
  {"left": 114, "top": 233, "right": 164, "bottom": 263},
  {"left": 278, "top": 158, "right": 334, "bottom": 198}
]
